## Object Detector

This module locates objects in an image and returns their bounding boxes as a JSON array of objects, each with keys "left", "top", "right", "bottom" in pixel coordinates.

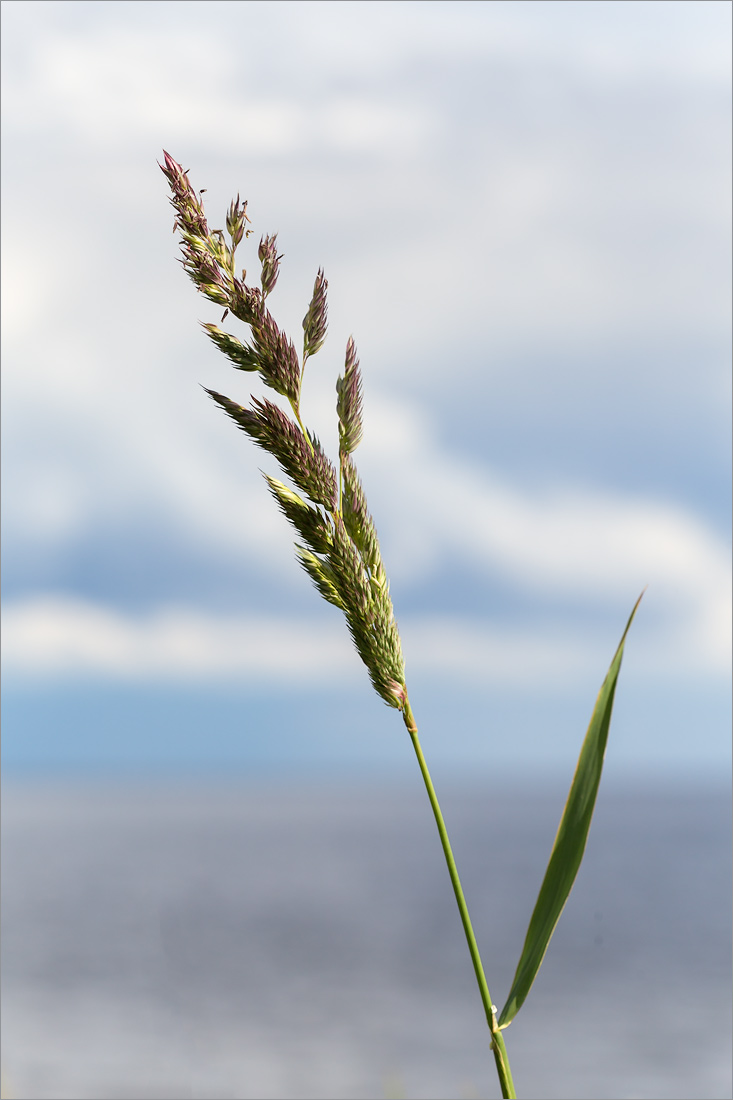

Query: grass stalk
[
  {"left": 403, "top": 700, "right": 516, "bottom": 1099},
  {"left": 162, "top": 150, "right": 641, "bottom": 1098}
]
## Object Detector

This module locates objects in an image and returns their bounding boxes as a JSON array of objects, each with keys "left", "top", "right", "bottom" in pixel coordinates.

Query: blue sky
[{"left": 2, "top": 0, "right": 730, "bottom": 778}]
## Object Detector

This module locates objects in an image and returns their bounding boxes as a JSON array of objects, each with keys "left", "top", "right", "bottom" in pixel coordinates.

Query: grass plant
[{"left": 161, "top": 151, "right": 643, "bottom": 1099}]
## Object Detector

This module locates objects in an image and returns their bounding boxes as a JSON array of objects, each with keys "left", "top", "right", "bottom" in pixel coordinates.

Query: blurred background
[{"left": 1, "top": 2, "right": 730, "bottom": 1098}]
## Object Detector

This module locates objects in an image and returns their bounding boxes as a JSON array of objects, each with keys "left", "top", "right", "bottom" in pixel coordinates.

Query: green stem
[
  {"left": 288, "top": 397, "right": 315, "bottom": 457},
  {"left": 402, "top": 699, "right": 517, "bottom": 1100}
]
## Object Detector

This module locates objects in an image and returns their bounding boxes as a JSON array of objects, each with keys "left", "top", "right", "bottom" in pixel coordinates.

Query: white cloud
[
  {"left": 360, "top": 396, "right": 731, "bottom": 606},
  {"left": 1, "top": 18, "right": 430, "bottom": 158},
  {"left": 2, "top": 0, "right": 728, "bottom": 388},
  {"left": 2, "top": 595, "right": 356, "bottom": 683},
  {"left": 3, "top": 346, "right": 728, "bottom": 670},
  {"left": 3, "top": 578, "right": 728, "bottom": 688}
]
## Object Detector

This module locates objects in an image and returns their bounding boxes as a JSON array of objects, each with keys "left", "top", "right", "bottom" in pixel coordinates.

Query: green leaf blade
[{"left": 498, "top": 591, "right": 644, "bottom": 1029}]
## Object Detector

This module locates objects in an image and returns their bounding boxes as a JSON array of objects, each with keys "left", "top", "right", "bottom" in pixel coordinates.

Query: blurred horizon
[
  {"left": 3, "top": 778, "right": 731, "bottom": 1099},
  {"left": 2, "top": 0, "right": 731, "bottom": 779}
]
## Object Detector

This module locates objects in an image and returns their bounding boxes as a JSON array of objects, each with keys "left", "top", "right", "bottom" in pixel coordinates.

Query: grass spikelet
[
  {"left": 264, "top": 475, "right": 333, "bottom": 556},
  {"left": 337, "top": 337, "right": 364, "bottom": 457},
  {"left": 204, "top": 389, "right": 338, "bottom": 511},
  {"left": 302, "top": 268, "right": 328, "bottom": 361},
  {"left": 201, "top": 323, "right": 260, "bottom": 372},
  {"left": 295, "top": 545, "right": 345, "bottom": 610},
  {"left": 258, "top": 233, "right": 282, "bottom": 296}
]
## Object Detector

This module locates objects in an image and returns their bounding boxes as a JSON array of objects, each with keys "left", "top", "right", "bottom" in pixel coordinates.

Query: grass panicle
[{"left": 161, "top": 150, "right": 408, "bottom": 711}]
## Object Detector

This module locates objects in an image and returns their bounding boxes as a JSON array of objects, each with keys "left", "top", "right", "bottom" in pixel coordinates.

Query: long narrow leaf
[{"left": 498, "top": 591, "right": 644, "bottom": 1029}]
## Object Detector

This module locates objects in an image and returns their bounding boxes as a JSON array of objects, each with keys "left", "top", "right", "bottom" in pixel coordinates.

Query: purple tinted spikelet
[
  {"left": 302, "top": 269, "right": 328, "bottom": 359},
  {"left": 226, "top": 194, "right": 250, "bottom": 249},
  {"left": 336, "top": 337, "right": 364, "bottom": 456},
  {"left": 205, "top": 389, "right": 337, "bottom": 511},
  {"left": 229, "top": 281, "right": 262, "bottom": 326},
  {"left": 258, "top": 234, "right": 282, "bottom": 297},
  {"left": 160, "top": 150, "right": 209, "bottom": 240},
  {"left": 249, "top": 305, "right": 301, "bottom": 405}
]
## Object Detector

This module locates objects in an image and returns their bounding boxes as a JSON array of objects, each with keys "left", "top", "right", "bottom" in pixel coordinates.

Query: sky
[{"left": 2, "top": 0, "right": 731, "bottom": 779}]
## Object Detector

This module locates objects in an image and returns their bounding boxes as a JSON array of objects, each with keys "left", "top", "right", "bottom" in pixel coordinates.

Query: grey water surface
[{"left": 2, "top": 777, "right": 730, "bottom": 1099}]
